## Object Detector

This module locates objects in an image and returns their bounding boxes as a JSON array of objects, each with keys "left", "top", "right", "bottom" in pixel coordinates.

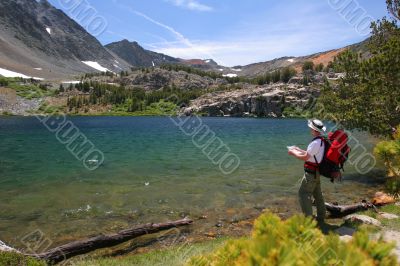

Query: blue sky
[{"left": 48, "top": 0, "right": 389, "bottom": 66}]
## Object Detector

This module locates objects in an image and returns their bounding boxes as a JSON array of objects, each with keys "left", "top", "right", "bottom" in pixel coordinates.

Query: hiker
[{"left": 288, "top": 119, "right": 327, "bottom": 222}]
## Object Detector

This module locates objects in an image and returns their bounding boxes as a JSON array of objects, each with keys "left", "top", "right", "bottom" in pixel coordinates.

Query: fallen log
[
  {"left": 325, "top": 192, "right": 397, "bottom": 218},
  {"left": 325, "top": 201, "right": 377, "bottom": 218},
  {"left": 2, "top": 218, "right": 193, "bottom": 265}
]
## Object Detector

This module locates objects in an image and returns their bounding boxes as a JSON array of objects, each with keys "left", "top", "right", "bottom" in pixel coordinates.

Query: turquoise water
[{"left": 0, "top": 117, "right": 381, "bottom": 248}]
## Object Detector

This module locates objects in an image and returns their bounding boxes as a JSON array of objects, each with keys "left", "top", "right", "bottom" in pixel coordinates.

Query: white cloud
[
  {"left": 166, "top": 0, "right": 213, "bottom": 12},
  {"left": 118, "top": 5, "right": 218, "bottom": 60},
  {"left": 111, "top": 0, "right": 364, "bottom": 66},
  {"left": 132, "top": 10, "right": 192, "bottom": 47},
  {"left": 143, "top": 2, "right": 365, "bottom": 66}
]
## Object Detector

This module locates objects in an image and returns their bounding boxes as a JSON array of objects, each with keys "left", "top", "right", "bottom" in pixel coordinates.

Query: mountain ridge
[{"left": 0, "top": 0, "right": 369, "bottom": 80}]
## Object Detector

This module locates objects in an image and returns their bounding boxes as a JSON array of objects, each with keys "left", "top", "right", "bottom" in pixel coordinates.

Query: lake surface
[{"left": 0, "top": 116, "right": 382, "bottom": 249}]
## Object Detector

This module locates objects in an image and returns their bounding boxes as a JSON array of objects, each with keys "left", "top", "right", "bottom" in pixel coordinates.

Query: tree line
[
  {"left": 160, "top": 64, "right": 223, "bottom": 80},
  {"left": 253, "top": 67, "right": 297, "bottom": 85},
  {"left": 66, "top": 81, "right": 206, "bottom": 112}
]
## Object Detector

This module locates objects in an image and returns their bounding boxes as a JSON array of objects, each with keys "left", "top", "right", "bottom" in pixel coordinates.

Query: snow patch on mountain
[
  {"left": 223, "top": 73, "right": 238, "bottom": 78},
  {"left": 33, "top": 68, "right": 42, "bottom": 70},
  {"left": 61, "top": 81, "right": 81, "bottom": 84},
  {"left": 46, "top": 27, "right": 51, "bottom": 34},
  {"left": 287, "top": 58, "right": 295, "bottom": 63},
  {"left": 82, "top": 61, "right": 110, "bottom": 72},
  {"left": 113, "top": 64, "right": 122, "bottom": 70},
  {"left": 0, "top": 67, "right": 43, "bottom": 80}
]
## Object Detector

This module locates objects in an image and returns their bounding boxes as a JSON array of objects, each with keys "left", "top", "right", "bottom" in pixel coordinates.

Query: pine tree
[
  {"left": 302, "top": 61, "right": 314, "bottom": 72},
  {"left": 272, "top": 70, "right": 281, "bottom": 83},
  {"left": 386, "top": 0, "right": 400, "bottom": 20},
  {"left": 315, "top": 63, "right": 324, "bottom": 72},
  {"left": 280, "top": 67, "right": 296, "bottom": 83},
  {"left": 319, "top": 17, "right": 400, "bottom": 136}
]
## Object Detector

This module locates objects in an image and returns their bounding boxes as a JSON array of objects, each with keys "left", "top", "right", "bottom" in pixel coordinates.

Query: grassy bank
[
  {"left": 0, "top": 77, "right": 54, "bottom": 99},
  {"left": 361, "top": 204, "right": 400, "bottom": 232},
  {"left": 70, "top": 237, "right": 228, "bottom": 266},
  {"left": 0, "top": 238, "right": 228, "bottom": 266},
  {"left": 0, "top": 251, "right": 45, "bottom": 266}
]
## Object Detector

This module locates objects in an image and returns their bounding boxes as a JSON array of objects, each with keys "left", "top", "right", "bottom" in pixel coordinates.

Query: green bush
[
  {"left": 0, "top": 77, "right": 10, "bottom": 86},
  {"left": 374, "top": 125, "right": 400, "bottom": 194},
  {"left": 38, "top": 103, "right": 64, "bottom": 114},
  {"left": 1, "top": 111, "right": 13, "bottom": 116},
  {"left": 188, "top": 212, "right": 397, "bottom": 266},
  {"left": 0, "top": 251, "right": 46, "bottom": 266}
]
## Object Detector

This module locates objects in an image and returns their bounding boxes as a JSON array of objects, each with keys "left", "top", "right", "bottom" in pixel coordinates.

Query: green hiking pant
[{"left": 298, "top": 171, "right": 326, "bottom": 221}]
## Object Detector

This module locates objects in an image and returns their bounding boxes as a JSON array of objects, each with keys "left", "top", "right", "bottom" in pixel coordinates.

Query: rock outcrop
[
  {"left": 186, "top": 83, "right": 319, "bottom": 117},
  {"left": 344, "top": 214, "right": 382, "bottom": 227},
  {"left": 0, "top": 87, "right": 42, "bottom": 115}
]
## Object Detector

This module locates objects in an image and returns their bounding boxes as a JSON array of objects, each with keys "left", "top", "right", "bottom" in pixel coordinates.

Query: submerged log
[
  {"left": 325, "top": 201, "right": 377, "bottom": 218},
  {"left": 1, "top": 218, "right": 193, "bottom": 265}
]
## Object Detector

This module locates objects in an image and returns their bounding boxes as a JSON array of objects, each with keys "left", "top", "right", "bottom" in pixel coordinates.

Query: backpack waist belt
[{"left": 304, "top": 161, "right": 318, "bottom": 173}]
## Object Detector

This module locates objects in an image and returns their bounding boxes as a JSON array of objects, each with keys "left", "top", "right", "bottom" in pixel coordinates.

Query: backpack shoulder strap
[
  {"left": 312, "top": 136, "right": 325, "bottom": 164},
  {"left": 312, "top": 136, "right": 325, "bottom": 146}
]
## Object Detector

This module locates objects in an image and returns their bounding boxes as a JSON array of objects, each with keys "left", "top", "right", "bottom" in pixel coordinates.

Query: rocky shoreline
[{"left": 0, "top": 87, "right": 42, "bottom": 116}]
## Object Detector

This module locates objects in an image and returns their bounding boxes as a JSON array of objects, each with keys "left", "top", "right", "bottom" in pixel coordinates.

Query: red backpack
[
  {"left": 319, "top": 130, "right": 351, "bottom": 182},
  {"left": 304, "top": 130, "right": 351, "bottom": 182}
]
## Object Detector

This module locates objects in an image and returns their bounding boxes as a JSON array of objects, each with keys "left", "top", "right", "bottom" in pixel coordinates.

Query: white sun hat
[{"left": 307, "top": 119, "right": 326, "bottom": 133}]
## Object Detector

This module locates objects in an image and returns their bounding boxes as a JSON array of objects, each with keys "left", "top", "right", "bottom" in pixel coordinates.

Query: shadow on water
[
  {"left": 342, "top": 169, "right": 386, "bottom": 186},
  {"left": 317, "top": 221, "right": 358, "bottom": 237},
  {"left": 317, "top": 222, "right": 342, "bottom": 235}
]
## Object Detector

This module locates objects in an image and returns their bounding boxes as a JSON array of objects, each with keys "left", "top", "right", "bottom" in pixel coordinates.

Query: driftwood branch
[
  {"left": 2, "top": 218, "right": 193, "bottom": 265},
  {"left": 325, "top": 201, "right": 377, "bottom": 218}
]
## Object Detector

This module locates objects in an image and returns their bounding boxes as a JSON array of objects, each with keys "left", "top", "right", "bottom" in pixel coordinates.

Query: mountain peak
[
  {"left": 106, "top": 39, "right": 179, "bottom": 67},
  {"left": 109, "top": 39, "right": 140, "bottom": 47},
  {"left": 0, "top": 0, "right": 130, "bottom": 78}
]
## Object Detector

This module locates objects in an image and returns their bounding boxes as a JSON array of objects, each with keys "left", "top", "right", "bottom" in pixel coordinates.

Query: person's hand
[{"left": 288, "top": 149, "right": 294, "bottom": 156}]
